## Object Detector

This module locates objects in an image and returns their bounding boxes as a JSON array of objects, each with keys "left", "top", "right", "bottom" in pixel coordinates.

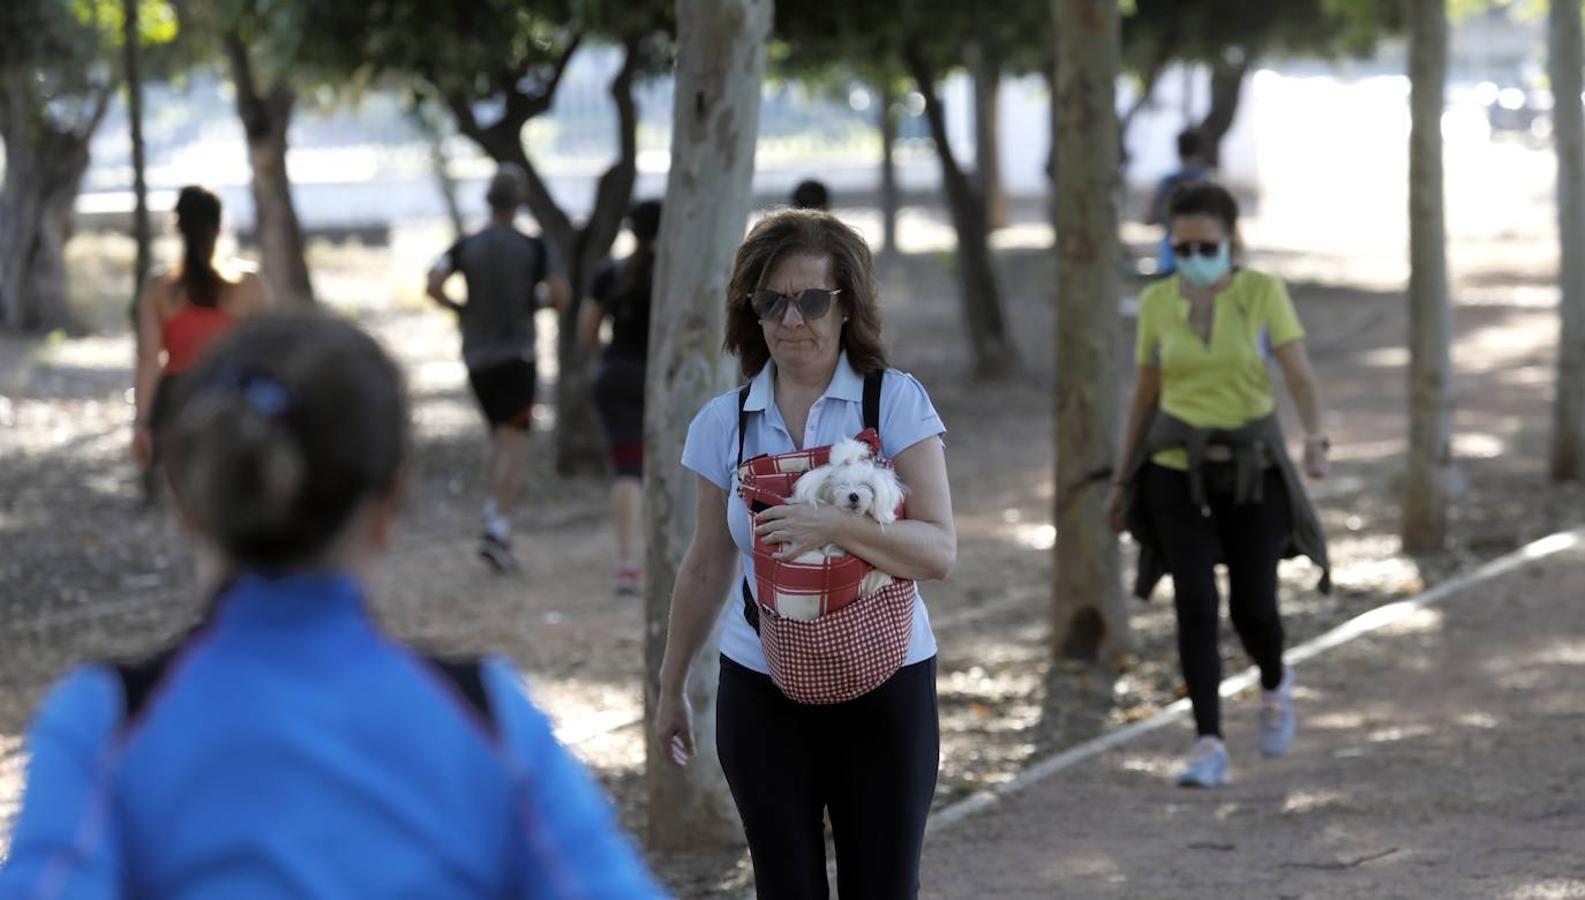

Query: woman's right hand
[
  {"left": 654, "top": 687, "right": 695, "bottom": 767},
  {"left": 1106, "top": 482, "right": 1127, "bottom": 535}
]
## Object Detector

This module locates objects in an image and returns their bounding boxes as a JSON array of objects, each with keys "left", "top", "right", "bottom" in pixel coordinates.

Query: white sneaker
[
  {"left": 1177, "top": 736, "right": 1230, "bottom": 788},
  {"left": 1259, "top": 667, "right": 1297, "bottom": 758}
]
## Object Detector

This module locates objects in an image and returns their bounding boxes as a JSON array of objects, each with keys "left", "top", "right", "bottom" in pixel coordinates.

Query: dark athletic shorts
[
  {"left": 595, "top": 355, "right": 645, "bottom": 478},
  {"left": 467, "top": 359, "right": 536, "bottom": 429}
]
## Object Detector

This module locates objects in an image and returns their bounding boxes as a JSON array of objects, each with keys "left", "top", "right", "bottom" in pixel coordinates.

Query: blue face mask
[{"left": 1175, "top": 241, "right": 1231, "bottom": 287}]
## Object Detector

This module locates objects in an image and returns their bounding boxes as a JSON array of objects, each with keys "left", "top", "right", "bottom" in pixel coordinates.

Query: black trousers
[
  {"left": 1142, "top": 462, "right": 1292, "bottom": 738},
  {"left": 717, "top": 655, "right": 939, "bottom": 900}
]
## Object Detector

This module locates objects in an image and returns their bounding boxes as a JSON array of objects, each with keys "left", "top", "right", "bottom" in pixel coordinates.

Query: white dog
[{"left": 774, "top": 438, "right": 904, "bottom": 619}]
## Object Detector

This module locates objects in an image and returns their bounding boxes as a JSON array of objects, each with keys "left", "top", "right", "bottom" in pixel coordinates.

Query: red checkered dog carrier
[{"left": 735, "top": 370, "right": 918, "bottom": 705}]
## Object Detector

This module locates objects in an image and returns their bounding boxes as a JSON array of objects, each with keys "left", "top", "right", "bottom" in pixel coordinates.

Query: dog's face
[
  {"left": 791, "top": 458, "right": 904, "bottom": 524},
  {"left": 821, "top": 469, "right": 879, "bottom": 516}
]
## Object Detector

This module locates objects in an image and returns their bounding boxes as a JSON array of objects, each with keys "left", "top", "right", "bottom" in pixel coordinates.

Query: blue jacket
[{"left": 0, "top": 572, "right": 666, "bottom": 899}]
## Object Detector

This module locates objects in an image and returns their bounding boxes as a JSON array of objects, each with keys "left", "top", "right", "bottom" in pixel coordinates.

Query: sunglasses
[
  {"left": 1171, "top": 241, "right": 1225, "bottom": 259},
  {"left": 748, "top": 288, "right": 841, "bottom": 322}
]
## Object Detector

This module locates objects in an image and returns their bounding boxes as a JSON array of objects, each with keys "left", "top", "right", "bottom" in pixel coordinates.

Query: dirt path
[{"left": 921, "top": 542, "right": 1585, "bottom": 900}]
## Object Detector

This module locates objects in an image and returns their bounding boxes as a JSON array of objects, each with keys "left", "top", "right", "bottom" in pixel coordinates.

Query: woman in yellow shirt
[{"left": 1109, "top": 181, "right": 1330, "bottom": 788}]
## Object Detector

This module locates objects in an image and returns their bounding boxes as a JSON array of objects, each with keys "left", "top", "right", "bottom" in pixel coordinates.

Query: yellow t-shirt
[{"left": 1134, "top": 269, "right": 1305, "bottom": 470}]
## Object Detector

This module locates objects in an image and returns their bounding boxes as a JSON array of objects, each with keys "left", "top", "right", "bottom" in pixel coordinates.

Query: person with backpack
[
  {"left": 427, "top": 166, "right": 569, "bottom": 573},
  {"left": 0, "top": 315, "right": 665, "bottom": 899},
  {"left": 653, "top": 209, "right": 956, "bottom": 898},
  {"left": 579, "top": 200, "right": 661, "bottom": 595}
]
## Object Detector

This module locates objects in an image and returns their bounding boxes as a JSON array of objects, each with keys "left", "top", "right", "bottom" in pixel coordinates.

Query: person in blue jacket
[{"left": 0, "top": 314, "right": 666, "bottom": 900}]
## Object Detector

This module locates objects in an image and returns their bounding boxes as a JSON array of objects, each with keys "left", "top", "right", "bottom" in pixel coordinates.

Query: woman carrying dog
[
  {"left": 2, "top": 315, "right": 663, "bottom": 897},
  {"left": 654, "top": 209, "right": 956, "bottom": 899},
  {"left": 1109, "top": 180, "right": 1331, "bottom": 789}
]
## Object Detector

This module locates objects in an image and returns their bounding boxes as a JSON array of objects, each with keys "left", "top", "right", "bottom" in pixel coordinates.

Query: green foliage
[
  {"left": 0, "top": 0, "right": 173, "bottom": 113},
  {"left": 299, "top": 0, "right": 670, "bottom": 106},
  {"left": 71, "top": 0, "right": 179, "bottom": 46}
]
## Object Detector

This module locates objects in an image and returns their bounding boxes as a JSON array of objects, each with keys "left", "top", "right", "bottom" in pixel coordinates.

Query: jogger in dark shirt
[{"left": 427, "top": 166, "right": 569, "bottom": 572}]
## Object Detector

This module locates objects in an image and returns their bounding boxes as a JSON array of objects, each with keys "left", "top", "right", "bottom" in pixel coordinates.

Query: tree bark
[
  {"left": 1051, "top": 0, "right": 1127, "bottom": 666},
  {"left": 1196, "top": 51, "right": 1252, "bottom": 169},
  {"left": 0, "top": 78, "right": 110, "bottom": 333},
  {"left": 1550, "top": 0, "right": 1585, "bottom": 481},
  {"left": 878, "top": 79, "right": 900, "bottom": 258},
  {"left": 644, "top": 0, "right": 770, "bottom": 851},
  {"left": 226, "top": 35, "right": 314, "bottom": 308},
  {"left": 1403, "top": 0, "right": 1453, "bottom": 552},
  {"left": 903, "top": 42, "right": 1022, "bottom": 381},
  {"left": 969, "top": 43, "right": 1008, "bottom": 231},
  {"left": 124, "top": 0, "right": 152, "bottom": 320}
]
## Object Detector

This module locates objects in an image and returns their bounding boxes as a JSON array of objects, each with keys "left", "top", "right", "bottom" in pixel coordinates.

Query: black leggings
[
  {"left": 717, "top": 656, "right": 939, "bottom": 900},
  {"left": 1142, "top": 463, "right": 1292, "bottom": 738}
]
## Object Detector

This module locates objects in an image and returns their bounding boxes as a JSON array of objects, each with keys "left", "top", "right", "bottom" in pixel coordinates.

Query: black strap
[
  {"left": 862, "top": 368, "right": 882, "bottom": 432},
  {"left": 419, "top": 654, "right": 500, "bottom": 740},
  {"left": 107, "top": 645, "right": 497, "bottom": 740},
  {"left": 109, "top": 644, "right": 187, "bottom": 729},
  {"left": 736, "top": 383, "right": 752, "bottom": 466},
  {"left": 741, "top": 578, "right": 760, "bottom": 634}
]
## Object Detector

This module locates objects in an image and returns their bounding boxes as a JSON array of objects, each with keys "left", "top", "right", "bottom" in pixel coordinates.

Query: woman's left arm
[
  {"left": 1273, "top": 339, "right": 1329, "bottom": 478},
  {"left": 755, "top": 436, "right": 956, "bottom": 581}
]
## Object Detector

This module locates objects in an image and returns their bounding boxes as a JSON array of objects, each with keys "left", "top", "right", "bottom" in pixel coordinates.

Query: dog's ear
[
  {"left": 869, "top": 468, "right": 905, "bottom": 524},
  {"left": 791, "top": 465, "right": 832, "bottom": 506}
]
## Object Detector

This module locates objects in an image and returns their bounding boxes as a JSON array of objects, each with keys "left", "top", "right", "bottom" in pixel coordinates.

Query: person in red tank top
[{"left": 133, "top": 186, "right": 270, "bottom": 470}]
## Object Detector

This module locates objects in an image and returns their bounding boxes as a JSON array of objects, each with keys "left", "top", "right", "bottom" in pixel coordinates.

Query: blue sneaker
[
  {"left": 1177, "top": 736, "right": 1230, "bottom": 788},
  {"left": 1259, "top": 668, "right": 1297, "bottom": 758}
]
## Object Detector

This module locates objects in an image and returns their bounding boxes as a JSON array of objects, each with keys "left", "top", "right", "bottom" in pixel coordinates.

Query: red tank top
[{"left": 162, "top": 303, "right": 237, "bottom": 373}]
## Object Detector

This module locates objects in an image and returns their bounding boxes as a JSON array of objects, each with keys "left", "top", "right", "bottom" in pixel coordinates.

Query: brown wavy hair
[{"left": 724, "top": 209, "right": 889, "bottom": 379}]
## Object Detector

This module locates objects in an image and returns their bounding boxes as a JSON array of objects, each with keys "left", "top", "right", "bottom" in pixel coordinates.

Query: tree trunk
[
  {"left": 969, "top": 44, "right": 1008, "bottom": 231},
  {"left": 1196, "top": 51, "right": 1251, "bottom": 169},
  {"left": 1550, "top": 0, "right": 1585, "bottom": 481},
  {"left": 644, "top": 0, "right": 770, "bottom": 852},
  {"left": 903, "top": 42, "right": 1022, "bottom": 380},
  {"left": 1403, "top": 0, "right": 1453, "bottom": 552},
  {"left": 1051, "top": 0, "right": 1127, "bottom": 666},
  {"left": 1045, "top": 62, "right": 1060, "bottom": 238},
  {"left": 878, "top": 79, "right": 900, "bottom": 258},
  {"left": 124, "top": 0, "right": 152, "bottom": 320},
  {"left": 226, "top": 36, "right": 315, "bottom": 308},
  {"left": 0, "top": 79, "right": 109, "bottom": 333}
]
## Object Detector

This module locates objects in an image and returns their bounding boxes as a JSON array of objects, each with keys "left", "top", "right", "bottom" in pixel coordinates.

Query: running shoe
[
  {"left": 478, "top": 533, "right": 520, "bottom": 574},
  {"left": 1258, "top": 667, "right": 1297, "bottom": 758},
  {"left": 614, "top": 564, "right": 643, "bottom": 595},
  {"left": 1177, "top": 736, "right": 1230, "bottom": 788}
]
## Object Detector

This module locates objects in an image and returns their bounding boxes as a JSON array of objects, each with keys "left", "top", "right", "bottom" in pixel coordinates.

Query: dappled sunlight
[
  {"left": 1365, "top": 724, "right": 1435, "bottom": 744},
  {"left": 1355, "top": 346, "right": 1410, "bottom": 368},
  {"left": 1375, "top": 605, "right": 1446, "bottom": 637},
  {"left": 1456, "top": 711, "right": 1500, "bottom": 729},
  {"left": 1012, "top": 523, "right": 1056, "bottom": 551},
  {"left": 1280, "top": 788, "right": 1350, "bottom": 817},
  {"left": 1505, "top": 880, "right": 1585, "bottom": 899},
  {"left": 1040, "top": 850, "right": 1126, "bottom": 883}
]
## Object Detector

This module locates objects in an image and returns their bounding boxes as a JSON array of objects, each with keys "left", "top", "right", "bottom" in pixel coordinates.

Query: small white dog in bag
[{"left": 778, "top": 438, "right": 905, "bottom": 619}]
